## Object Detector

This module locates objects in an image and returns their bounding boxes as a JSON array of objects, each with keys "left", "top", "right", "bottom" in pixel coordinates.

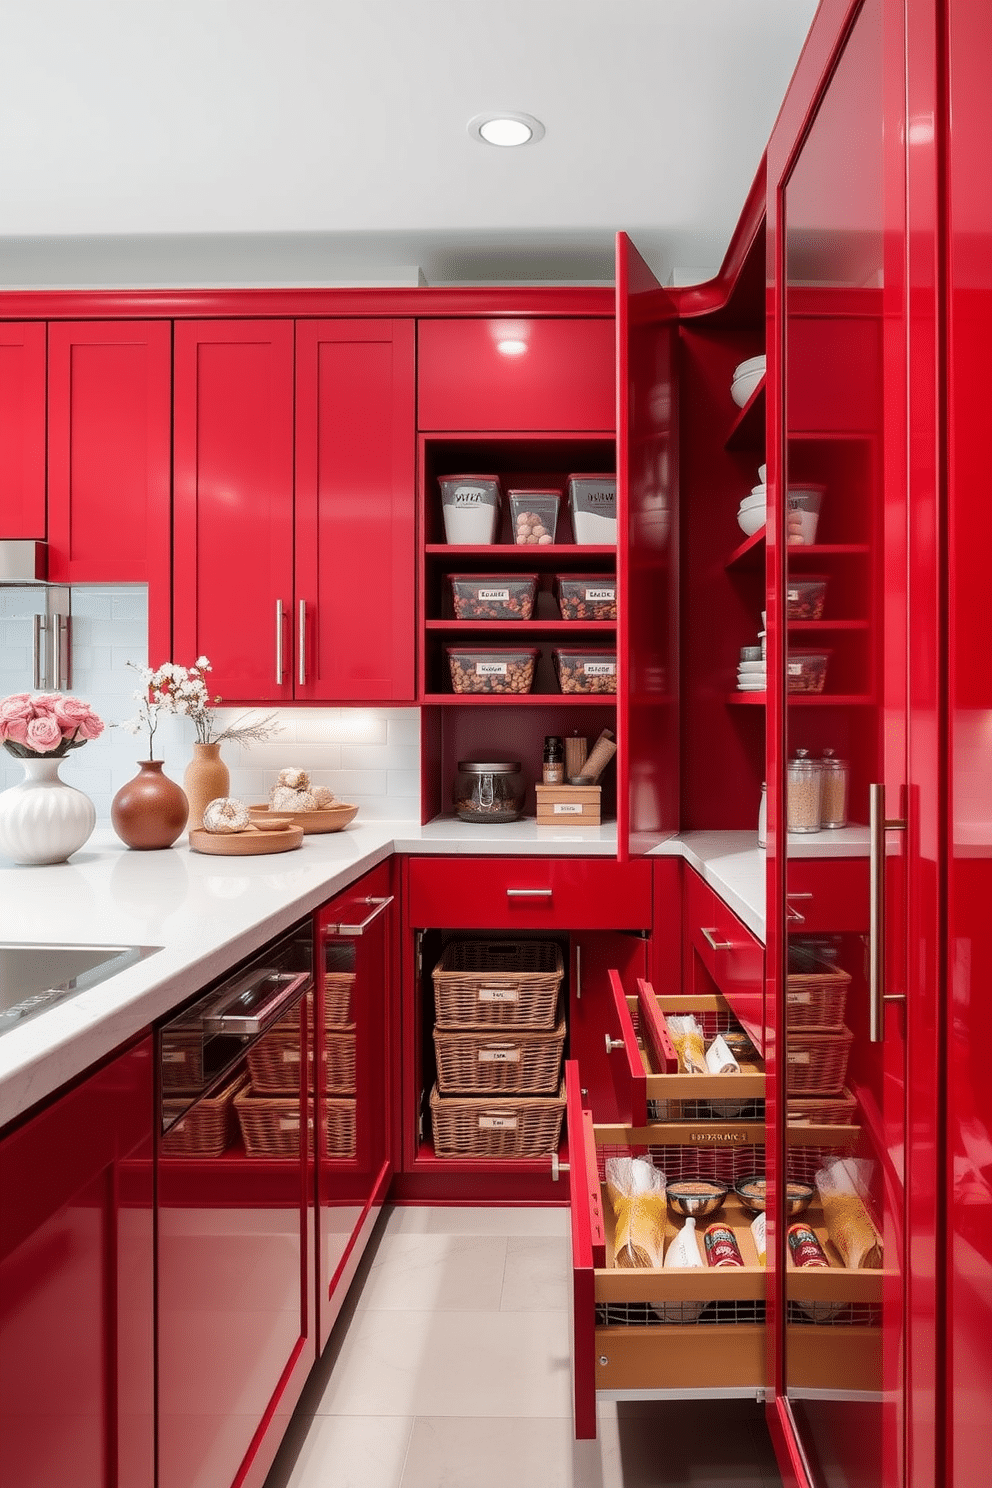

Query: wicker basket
[
  {"left": 160, "top": 1029, "right": 205, "bottom": 1091},
  {"left": 433, "top": 1015, "right": 566, "bottom": 1095},
  {"left": 325, "top": 1098, "right": 357, "bottom": 1159},
  {"left": 324, "top": 971, "right": 356, "bottom": 1027},
  {"left": 786, "top": 951, "right": 851, "bottom": 1029},
  {"left": 787, "top": 1087, "right": 858, "bottom": 1126},
  {"left": 432, "top": 941, "right": 564, "bottom": 1030},
  {"left": 161, "top": 1072, "right": 246, "bottom": 1157},
  {"left": 786, "top": 1026, "right": 854, "bottom": 1095},
  {"left": 235, "top": 1086, "right": 311, "bottom": 1157},
  {"left": 246, "top": 1027, "right": 356, "bottom": 1095},
  {"left": 430, "top": 1082, "right": 566, "bottom": 1158}
]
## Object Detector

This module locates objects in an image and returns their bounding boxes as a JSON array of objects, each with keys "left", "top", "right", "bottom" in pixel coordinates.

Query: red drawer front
[
  {"left": 787, "top": 858, "right": 869, "bottom": 933},
  {"left": 685, "top": 868, "right": 765, "bottom": 1054},
  {"left": 417, "top": 318, "right": 616, "bottom": 431},
  {"left": 406, "top": 856, "right": 652, "bottom": 929}
]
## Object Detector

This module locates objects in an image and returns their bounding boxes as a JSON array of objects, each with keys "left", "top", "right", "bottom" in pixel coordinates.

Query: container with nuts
[
  {"left": 448, "top": 574, "right": 538, "bottom": 620},
  {"left": 787, "top": 648, "right": 831, "bottom": 694},
  {"left": 446, "top": 646, "right": 538, "bottom": 695},
  {"left": 555, "top": 574, "right": 618, "bottom": 620},
  {"left": 786, "top": 575, "right": 828, "bottom": 620},
  {"left": 508, "top": 490, "right": 560, "bottom": 546},
  {"left": 553, "top": 647, "right": 618, "bottom": 695}
]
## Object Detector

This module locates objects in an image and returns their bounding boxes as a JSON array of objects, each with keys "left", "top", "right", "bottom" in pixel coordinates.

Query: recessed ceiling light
[{"left": 468, "top": 112, "right": 545, "bottom": 148}]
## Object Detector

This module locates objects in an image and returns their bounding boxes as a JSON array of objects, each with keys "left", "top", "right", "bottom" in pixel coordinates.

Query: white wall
[{"left": 0, "top": 585, "right": 421, "bottom": 823}]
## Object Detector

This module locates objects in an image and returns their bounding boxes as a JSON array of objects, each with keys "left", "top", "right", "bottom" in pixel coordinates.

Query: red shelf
[
  {"left": 724, "top": 378, "right": 766, "bottom": 451},
  {"left": 426, "top": 620, "right": 617, "bottom": 634},
  {"left": 422, "top": 693, "right": 615, "bottom": 706},
  {"left": 786, "top": 619, "right": 870, "bottom": 633},
  {"left": 725, "top": 530, "right": 766, "bottom": 570}
]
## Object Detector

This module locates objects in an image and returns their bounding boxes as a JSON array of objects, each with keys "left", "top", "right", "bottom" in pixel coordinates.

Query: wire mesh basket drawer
[
  {"left": 432, "top": 940, "right": 564, "bottom": 1029},
  {"left": 430, "top": 1082, "right": 565, "bottom": 1158},
  {"left": 246, "top": 1027, "right": 356, "bottom": 1095},
  {"left": 786, "top": 951, "right": 851, "bottom": 1029},
  {"left": 433, "top": 1016, "right": 566, "bottom": 1095},
  {"left": 786, "top": 1027, "right": 855, "bottom": 1095},
  {"left": 161, "top": 1072, "right": 247, "bottom": 1158}
]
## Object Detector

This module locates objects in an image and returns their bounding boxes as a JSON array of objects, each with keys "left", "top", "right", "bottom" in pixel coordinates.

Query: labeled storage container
[
  {"left": 452, "top": 760, "right": 526, "bottom": 823},
  {"left": 555, "top": 573, "right": 618, "bottom": 620},
  {"left": 787, "top": 649, "right": 831, "bottom": 694},
  {"left": 433, "top": 1015, "right": 566, "bottom": 1095},
  {"left": 439, "top": 474, "right": 501, "bottom": 544},
  {"left": 508, "top": 490, "right": 560, "bottom": 546},
  {"left": 568, "top": 473, "right": 617, "bottom": 544},
  {"left": 446, "top": 645, "right": 538, "bottom": 694},
  {"left": 786, "top": 946, "right": 851, "bottom": 1028},
  {"left": 553, "top": 646, "right": 617, "bottom": 694},
  {"left": 246, "top": 1026, "right": 356, "bottom": 1094},
  {"left": 786, "top": 484, "right": 826, "bottom": 545},
  {"left": 786, "top": 575, "right": 829, "bottom": 620},
  {"left": 449, "top": 573, "right": 538, "bottom": 620},
  {"left": 430, "top": 1082, "right": 566, "bottom": 1158},
  {"left": 785, "top": 1026, "right": 855, "bottom": 1095},
  {"left": 432, "top": 940, "right": 564, "bottom": 1029}
]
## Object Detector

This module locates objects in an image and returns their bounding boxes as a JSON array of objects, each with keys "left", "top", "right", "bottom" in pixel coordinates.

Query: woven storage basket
[
  {"left": 786, "top": 952, "right": 851, "bottom": 1029},
  {"left": 785, "top": 1026, "right": 854, "bottom": 1095},
  {"left": 161, "top": 1072, "right": 246, "bottom": 1157},
  {"left": 433, "top": 1016, "right": 566, "bottom": 1095},
  {"left": 246, "top": 1027, "right": 356, "bottom": 1095},
  {"left": 160, "top": 1029, "right": 205, "bottom": 1091},
  {"left": 432, "top": 941, "right": 564, "bottom": 1030},
  {"left": 325, "top": 1098, "right": 357, "bottom": 1159},
  {"left": 323, "top": 971, "right": 356, "bottom": 1027},
  {"left": 235, "top": 1086, "right": 311, "bottom": 1157},
  {"left": 430, "top": 1082, "right": 565, "bottom": 1158},
  {"left": 786, "top": 1087, "right": 858, "bottom": 1126}
]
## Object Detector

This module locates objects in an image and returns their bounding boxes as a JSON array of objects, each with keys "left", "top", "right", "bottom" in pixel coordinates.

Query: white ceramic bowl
[
  {"left": 737, "top": 506, "right": 766, "bottom": 537},
  {"left": 731, "top": 368, "right": 764, "bottom": 407},
  {"left": 734, "top": 354, "right": 766, "bottom": 379},
  {"left": 738, "top": 660, "right": 766, "bottom": 675},
  {"left": 758, "top": 464, "right": 767, "bottom": 483},
  {"left": 750, "top": 483, "right": 767, "bottom": 497},
  {"left": 739, "top": 493, "right": 766, "bottom": 512}
]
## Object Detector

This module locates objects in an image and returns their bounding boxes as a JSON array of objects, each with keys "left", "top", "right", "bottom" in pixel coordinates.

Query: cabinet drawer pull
[
  {"left": 701, "top": 927, "right": 733, "bottom": 952},
  {"left": 325, "top": 895, "right": 394, "bottom": 936},
  {"left": 275, "top": 599, "right": 284, "bottom": 685},
  {"left": 604, "top": 1035, "right": 624, "bottom": 1054},
  {"left": 869, "top": 783, "right": 907, "bottom": 1042},
  {"left": 505, "top": 888, "right": 553, "bottom": 898},
  {"left": 298, "top": 599, "right": 307, "bottom": 687}
]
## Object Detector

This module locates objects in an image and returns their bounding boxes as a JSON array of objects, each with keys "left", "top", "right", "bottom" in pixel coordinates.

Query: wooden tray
[
  {"left": 189, "top": 824, "right": 304, "bottom": 856},
  {"left": 248, "top": 803, "right": 358, "bottom": 833}
]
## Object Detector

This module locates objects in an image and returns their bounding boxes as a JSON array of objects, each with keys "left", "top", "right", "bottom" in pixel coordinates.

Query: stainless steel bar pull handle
[
  {"left": 298, "top": 600, "right": 307, "bottom": 687},
  {"left": 32, "top": 614, "right": 46, "bottom": 689},
  {"left": 506, "top": 888, "right": 553, "bottom": 898},
  {"left": 701, "top": 927, "right": 733, "bottom": 952},
  {"left": 869, "top": 783, "right": 907, "bottom": 1042},
  {"left": 275, "top": 599, "right": 284, "bottom": 685},
  {"left": 325, "top": 895, "right": 394, "bottom": 936},
  {"left": 54, "top": 614, "right": 70, "bottom": 691}
]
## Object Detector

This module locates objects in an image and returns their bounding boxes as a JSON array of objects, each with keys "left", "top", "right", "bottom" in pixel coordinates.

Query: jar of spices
[
  {"left": 453, "top": 761, "right": 525, "bottom": 823},
  {"left": 787, "top": 748, "right": 821, "bottom": 833},
  {"left": 542, "top": 735, "right": 565, "bottom": 785},
  {"left": 819, "top": 749, "right": 849, "bottom": 828}
]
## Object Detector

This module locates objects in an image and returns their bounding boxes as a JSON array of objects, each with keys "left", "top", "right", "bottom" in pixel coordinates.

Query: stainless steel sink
[{"left": 0, "top": 943, "right": 162, "bottom": 1035}]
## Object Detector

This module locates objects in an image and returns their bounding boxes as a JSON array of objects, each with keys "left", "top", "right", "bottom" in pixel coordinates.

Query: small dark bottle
[{"left": 542, "top": 735, "right": 565, "bottom": 785}]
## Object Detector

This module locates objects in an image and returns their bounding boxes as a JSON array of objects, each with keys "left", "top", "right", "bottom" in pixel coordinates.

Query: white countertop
[{"left": 0, "top": 817, "right": 868, "bottom": 1128}]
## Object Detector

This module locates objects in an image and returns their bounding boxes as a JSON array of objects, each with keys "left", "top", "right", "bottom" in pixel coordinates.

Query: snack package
[
  {"left": 704, "top": 1034, "right": 741, "bottom": 1074},
  {"left": 666, "top": 1014, "right": 707, "bottom": 1074},
  {"left": 815, "top": 1157, "right": 883, "bottom": 1269},
  {"left": 605, "top": 1157, "right": 667, "bottom": 1268}
]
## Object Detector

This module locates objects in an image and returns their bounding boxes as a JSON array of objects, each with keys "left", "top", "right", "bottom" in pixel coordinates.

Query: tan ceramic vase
[
  {"left": 111, "top": 760, "right": 189, "bottom": 850},
  {"left": 183, "top": 742, "right": 230, "bottom": 832}
]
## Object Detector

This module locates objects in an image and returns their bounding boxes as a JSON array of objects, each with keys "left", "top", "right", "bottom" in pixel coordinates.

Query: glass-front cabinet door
[{"left": 773, "top": 0, "right": 910, "bottom": 1483}]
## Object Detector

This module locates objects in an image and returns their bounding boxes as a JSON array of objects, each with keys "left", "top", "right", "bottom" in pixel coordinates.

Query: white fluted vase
[{"left": 0, "top": 756, "right": 96, "bottom": 865}]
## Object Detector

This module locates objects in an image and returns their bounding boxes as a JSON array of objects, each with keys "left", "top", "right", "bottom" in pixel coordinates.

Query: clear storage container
[
  {"left": 439, "top": 474, "right": 501, "bottom": 544},
  {"left": 553, "top": 646, "right": 617, "bottom": 694},
  {"left": 786, "top": 648, "right": 831, "bottom": 694},
  {"left": 507, "top": 490, "right": 560, "bottom": 546},
  {"left": 448, "top": 573, "right": 538, "bottom": 620},
  {"left": 787, "top": 748, "right": 821, "bottom": 832},
  {"left": 452, "top": 761, "right": 526, "bottom": 823},
  {"left": 567, "top": 474, "right": 617, "bottom": 544},
  {"left": 819, "top": 749, "right": 849, "bottom": 828},
  {"left": 555, "top": 574, "right": 617, "bottom": 620},
  {"left": 786, "top": 575, "right": 829, "bottom": 620},
  {"left": 446, "top": 645, "right": 538, "bottom": 695}
]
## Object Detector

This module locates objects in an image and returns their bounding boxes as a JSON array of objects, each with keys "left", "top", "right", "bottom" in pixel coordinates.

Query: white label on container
[
  {"left": 787, "top": 992, "right": 811, "bottom": 1006},
  {"left": 554, "top": 802, "right": 583, "bottom": 815},
  {"left": 478, "top": 986, "right": 518, "bottom": 1002},
  {"left": 450, "top": 488, "right": 493, "bottom": 504},
  {"left": 477, "top": 588, "right": 511, "bottom": 602},
  {"left": 279, "top": 1116, "right": 301, "bottom": 1131},
  {"left": 163, "top": 1051, "right": 187, "bottom": 1063},
  {"left": 788, "top": 662, "right": 803, "bottom": 676},
  {"left": 584, "top": 661, "right": 616, "bottom": 677},
  {"left": 282, "top": 1049, "right": 299, "bottom": 1062},
  {"left": 787, "top": 1051, "right": 811, "bottom": 1065},
  {"left": 479, "top": 1115, "right": 517, "bottom": 1130},
  {"left": 787, "top": 588, "right": 799, "bottom": 602},
  {"left": 478, "top": 1049, "right": 520, "bottom": 1063},
  {"left": 585, "top": 587, "right": 615, "bottom": 601},
  {"left": 476, "top": 661, "right": 508, "bottom": 676}
]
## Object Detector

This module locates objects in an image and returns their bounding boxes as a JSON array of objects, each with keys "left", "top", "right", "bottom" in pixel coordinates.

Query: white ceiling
[{"left": 0, "top": 0, "right": 819, "bottom": 289}]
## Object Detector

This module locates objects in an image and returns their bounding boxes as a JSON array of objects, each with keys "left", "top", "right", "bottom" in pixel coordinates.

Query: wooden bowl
[
  {"left": 252, "top": 815, "right": 293, "bottom": 832},
  {"left": 248, "top": 803, "right": 359, "bottom": 834}
]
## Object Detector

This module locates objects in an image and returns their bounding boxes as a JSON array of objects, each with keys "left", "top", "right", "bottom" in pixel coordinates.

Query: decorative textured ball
[{"left": 201, "top": 797, "right": 250, "bottom": 833}]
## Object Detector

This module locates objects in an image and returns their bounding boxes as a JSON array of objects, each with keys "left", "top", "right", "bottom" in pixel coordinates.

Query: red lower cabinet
[{"left": 0, "top": 1038, "right": 155, "bottom": 1488}]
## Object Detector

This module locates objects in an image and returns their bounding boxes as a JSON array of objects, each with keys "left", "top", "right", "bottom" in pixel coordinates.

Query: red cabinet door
[
  {"left": 173, "top": 321, "right": 295, "bottom": 700},
  {"left": 684, "top": 867, "right": 766, "bottom": 1055},
  {"left": 0, "top": 1039, "right": 155, "bottom": 1488},
  {"left": 47, "top": 322, "right": 173, "bottom": 659},
  {"left": 0, "top": 322, "right": 46, "bottom": 539},
  {"left": 417, "top": 317, "right": 615, "bottom": 432},
  {"left": 295, "top": 320, "right": 416, "bottom": 700},
  {"left": 406, "top": 854, "right": 654, "bottom": 930}
]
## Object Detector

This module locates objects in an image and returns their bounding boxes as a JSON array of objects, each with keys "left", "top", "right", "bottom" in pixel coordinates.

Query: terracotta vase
[
  {"left": 111, "top": 760, "right": 189, "bottom": 850},
  {"left": 183, "top": 742, "right": 230, "bottom": 832}
]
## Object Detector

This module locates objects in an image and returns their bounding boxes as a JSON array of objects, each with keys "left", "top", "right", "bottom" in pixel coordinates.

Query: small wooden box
[{"left": 535, "top": 783, "right": 601, "bottom": 825}]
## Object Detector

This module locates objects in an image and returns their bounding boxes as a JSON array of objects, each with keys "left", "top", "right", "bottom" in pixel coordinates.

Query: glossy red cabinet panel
[
  {"left": 417, "top": 317, "right": 615, "bottom": 431},
  {"left": 0, "top": 1038, "right": 155, "bottom": 1488},
  {"left": 684, "top": 866, "right": 765, "bottom": 1053},
  {"left": 173, "top": 320, "right": 296, "bottom": 699},
  {"left": 47, "top": 321, "right": 173, "bottom": 659},
  {"left": 405, "top": 855, "right": 653, "bottom": 930},
  {"left": 0, "top": 322, "right": 46, "bottom": 539},
  {"left": 785, "top": 857, "right": 869, "bottom": 933},
  {"left": 295, "top": 320, "right": 416, "bottom": 701}
]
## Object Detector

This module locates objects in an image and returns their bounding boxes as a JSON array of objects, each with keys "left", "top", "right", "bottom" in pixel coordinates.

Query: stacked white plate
[
  {"left": 737, "top": 659, "right": 766, "bottom": 692},
  {"left": 731, "top": 354, "right": 766, "bottom": 408},
  {"left": 738, "top": 482, "right": 766, "bottom": 537}
]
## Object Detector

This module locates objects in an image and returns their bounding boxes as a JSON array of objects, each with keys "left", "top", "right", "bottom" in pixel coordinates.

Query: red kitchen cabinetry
[
  {"left": 173, "top": 318, "right": 415, "bottom": 703},
  {"left": 683, "top": 864, "right": 765, "bottom": 1055},
  {"left": 0, "top": 321, "right": 46, "bottom": 540},
  {"left": 0, "top": 1038, "right": 155, "bottom": 1488}
]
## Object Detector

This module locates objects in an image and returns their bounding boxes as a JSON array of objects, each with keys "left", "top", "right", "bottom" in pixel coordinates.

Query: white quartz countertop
[{"left": 0, "top": 817, "right": 867, "bottom": 1128}]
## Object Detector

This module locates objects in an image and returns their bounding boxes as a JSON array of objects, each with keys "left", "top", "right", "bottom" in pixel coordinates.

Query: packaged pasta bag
[
  {"left": 666, "top": 1014, "right": 707, "bottom": 1074},
  {"left": 605, "top": 1156, "right": 667, "bottom": 1268},
  {"left": 815, "top": 1156, "right": 883, "bottom": 1269}
]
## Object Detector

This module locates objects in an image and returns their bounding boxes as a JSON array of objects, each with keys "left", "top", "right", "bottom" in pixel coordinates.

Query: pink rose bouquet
[{"left": 0, "top": 692, "right": 105, "bottom": 759}]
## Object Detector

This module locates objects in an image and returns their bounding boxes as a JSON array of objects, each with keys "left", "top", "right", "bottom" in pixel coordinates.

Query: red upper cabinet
[
  {"left": 0, "top": 322, "right": 46, "bottom": 540},
  {"left": 295, "top": 320, "right": 416, "bottom": 701},
  {"left": 47, "top": 321, "right": 173, "bottom": 657},
  {"left": 417, "top": 317, "right": 615, "bottom": 431},
  {"left": 173, "top": 321, "right": 297, "bottom": 700}
]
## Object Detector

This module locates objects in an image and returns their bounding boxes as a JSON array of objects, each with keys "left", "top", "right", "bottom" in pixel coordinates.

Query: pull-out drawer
[
  {"left": 786, "top": 858, "right": 870, "bottom": 934},
  {"left": 406, "top": 856, "right": 653, "bottom": 930},
  {"left": 684, "top": 868, "right": 765, "bottom": 1054}
]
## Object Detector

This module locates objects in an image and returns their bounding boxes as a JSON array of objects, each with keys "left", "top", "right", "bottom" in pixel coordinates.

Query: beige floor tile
[
  {"left": 399, "top": 1414, "right": 612, "bottom": 1488},
  {"left": 263, "top": 1413, "right": 413, "bottom": 1488},
  {"left": 500, "top": 1235, "right": 571, "bottom": 1312},
  {"left": 356, "top": 1233, "right": 508, "bottom": 1313},
  {"left": 312, "top": 1306, "right": 573, "bottom": 1419},
  {"left": 383, "top": 1204, "right": 569, "bottom": 1239}
]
